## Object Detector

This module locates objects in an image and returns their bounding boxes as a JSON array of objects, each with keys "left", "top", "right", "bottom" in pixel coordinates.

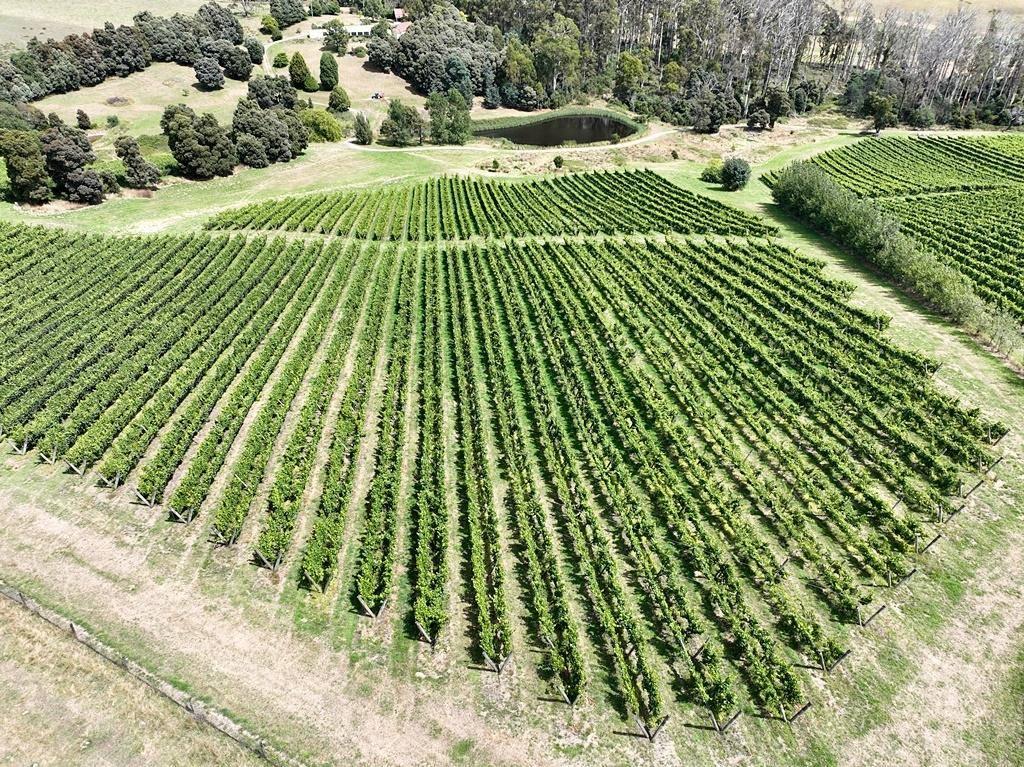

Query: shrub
[
  {"left": 300, "top": 108, "right": 343, "bottom": 141},
  {"left": 909, "top": 105, "right": 936, "bottom": 129},
  {"left": 720, "top": 157, "right": 751, "bottom": 190},
  {"left": 747, "top": 108, "right": 771, "bottom": 130},
  {"left": 106, "top": 115, "right": 120, "bottom": 128},
  {"left": 553, "top": 155, "right": 564, "bottom": 169},
  {"left": 353, "top": 46, "right": 366, "bottom": 58},
  {"left": 273, "top": 52, "right": 289, "bottom": 68},
  {"left": 76, "top": 109, "right": 92, "bottom": 130},
  {"left": 261, "top": 15, "right": 282, "bottom": 40},
  {"left": 700, "top": 161, "right": 722, "bottom": 183}
]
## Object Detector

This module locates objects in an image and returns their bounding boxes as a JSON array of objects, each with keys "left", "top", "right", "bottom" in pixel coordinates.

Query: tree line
[
  {"left": 0, "top": 2, "right": 260, "bottom": 104},
  {"left": 372, "top": 0, "right": 1022, "bottom": 130}
]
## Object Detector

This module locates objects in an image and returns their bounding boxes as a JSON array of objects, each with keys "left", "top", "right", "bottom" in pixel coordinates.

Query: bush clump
[{"left": 720, "top": 157, "right": 751, "bottom": 190}]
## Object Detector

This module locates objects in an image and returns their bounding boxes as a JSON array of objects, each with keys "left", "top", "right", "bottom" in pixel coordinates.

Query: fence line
[{"left": 0, "top": 578, "right": 307, "bottom": 767}]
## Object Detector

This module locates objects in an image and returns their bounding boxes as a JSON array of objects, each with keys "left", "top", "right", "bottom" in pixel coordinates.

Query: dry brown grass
[{"left": 0, "top": 597, "right": 263, "bottom": 767}]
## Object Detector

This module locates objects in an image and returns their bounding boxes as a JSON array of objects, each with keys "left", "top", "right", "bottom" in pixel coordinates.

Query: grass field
[
  {"left": 0, "top": 597, "right": 262, "bottom": 766},
  {"left": 0, "top": 0, "right": 219, "bottom": 47}
]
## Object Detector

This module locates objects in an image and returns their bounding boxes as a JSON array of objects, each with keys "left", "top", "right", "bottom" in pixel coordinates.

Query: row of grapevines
[
  {"left": 473, "top": 245, "right": 666, "bottom": 729},
  {"left": 457, "top": 247, "right": 585, "bottom": 702},
  {"left": 446, "top": 246, "right": 512, "bottom": 665},
  {"left": 253, "top": 241, "right": 387, "bottom": 567},
  {"left": 204, "top": 170, "right": 774, "bottom": 240},
  {"left": 96, "top": 236, "right": 309, "bottom": 485},
  {"left": 165, "top": 240, "right": 350, "bottom": 521},
  {"left": 210, "top": 240, "right": 376, "bottom": 543},
  {"left": 353, "top": 249, "right": 418, "bottom": 614},
  {"left": 3, "top": 236, "right": 243, "bottom": 451},
  {"left": 39, "top": 236, "right": 272, "bottom": 465},
  {"left": 135, "top": 239, "right": 333, "bottom": 505},
  {"left": 408, "top": 245, "right": 448, "bottom": 641},
  {"left": 298, "top": 246, "right": 402, "bottom": 591}
]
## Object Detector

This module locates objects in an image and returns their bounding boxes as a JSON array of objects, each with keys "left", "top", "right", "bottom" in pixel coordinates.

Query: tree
[
  {"left": 747, "top": 108, "right": 771, "bottom": 130},
  {"left": 765, "top": 87, "right": 791, "bottom": 129},
  {"left": 720, "top": 157, "right": 751, "bottom": 190},
  {"left": 531, "top": 14, "right": 581, "bottom": 95},
  {"left": 443, "top": 56, "right": 472, "bottom": 101},
  {"left": 39, "top": 124, "right": 95, "bottom": 195},
  {"left": 691, "top": 89, "right": 732, "bottom": 133},
  {"left": 354, "top": 112, "right": 373, "bottom": 144},
  {"left": 64, "top": 167, "right": 105, "bottom": 204},
  {"left": 614, "top": 52, "right": 645, "bottom": 106},
  {"left": 273, "top": 107, "right": 309, "bottom": 156},
  {"left": 248, "top": 74, "right": 298, "bottom": 109},
  {"left": 0, "top": 130, "right": 52, "bottom": 203},
  {"left": 427, "top": 89, "right": 470, "bottom": 145},
  {"left": 231, "top": 98, "right": 293, "bottom": 163},
  {"left": 329, "top": 85, "right": 351, "bottom": 112},
  {"left": 229, "top": 0, "right": 259, "bottom": 17},
  {"left": 269, "top": 0, "right": 307, "bottom": 28},
  {"left": 161, "top": 104, "right": 236, "bottom": 179},
  {"left": 235, "top": 133, "right": 270, "bottom": 167},
  {"left": 300, "top": 108, "right": 343, "bottom": 141},
  {"left": 367, "top": 35, "right": 398, "bottom": 71},
  {"left": 482, "top": 67, "right": 500, "bottom": 108},
  {"left": 273, "top": 52, "right": 289, "bottom": 68},
  {"left": 194, "top": 56, "right": 225, "bottom": 90},
  {"left": 379, "top": 99, "right": 425, "bottom": 145},
  {"left": 0, "top": 61, "right": 34, "bottom": 104},
  {"left": 114, "top": 135, "right": 161, "bottom": 188},
  {"left": 323, "top": 20, "right": 351, "bottom": 53},
  {"left": 221, "top": 46, "right": 254, "bottom": 80},
  {"left": 320, "top": 52, "right": 339, "bottom": 91},
  {"left": 261, "top": 15, "right": 282, "bottom": 40},
  {"left": 76, "top": 109, "right": 92, "bottom": 130},
  {"left": 243, "top": 37, "right": 264, "bottom": 65},
  {"left": 310, "top": 0, "right": 341, "bottom": 13},
  {"left": 289, "top": 53, "right": 318, "bottom": 91},
  {"left": 196, "top": 2, "right": 243, "bottom": 44},
  {"left": 866, "top": 92, "right": 896, "bottom": 134}
]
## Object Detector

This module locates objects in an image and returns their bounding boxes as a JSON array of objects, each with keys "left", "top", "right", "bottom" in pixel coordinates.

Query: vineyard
[
  {"left": 770, "top": 135, "right": 1024, "bottom": 330},
  {"left": 774, "top": 135, "right": 1024, "bottom": 197},
  {"left": 205, "top": 169, "right": 775, "bottom": 239},
  {"left": 0, "top": 169, "right": 1007, "bottom": 738},
  {"left": 879, "top": 187, "right": 1024, "bottom": 322}
]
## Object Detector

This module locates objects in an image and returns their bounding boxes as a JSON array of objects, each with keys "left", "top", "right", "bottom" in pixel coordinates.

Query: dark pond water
[{"left": 476, "top": 114, "right": 637, "bottom": 147}]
